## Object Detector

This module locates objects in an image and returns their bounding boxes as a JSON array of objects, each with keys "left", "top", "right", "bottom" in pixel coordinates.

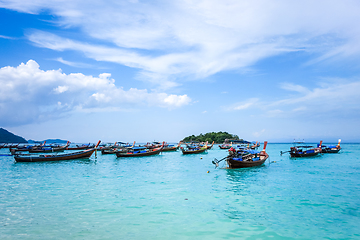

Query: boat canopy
[
  {"left": 132, "top": 146, "right": 147, "bottom": 150},
  {"left": 294, "top": 145, "right": 314, "bottom": 148},
  {"left": 320, "top": 144, "right": 336, "bottom": 148}
]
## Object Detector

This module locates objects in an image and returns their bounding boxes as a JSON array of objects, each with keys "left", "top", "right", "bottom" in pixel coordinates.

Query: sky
[{"left": 1, "top": 0, "right": 360, "bottom": 143}]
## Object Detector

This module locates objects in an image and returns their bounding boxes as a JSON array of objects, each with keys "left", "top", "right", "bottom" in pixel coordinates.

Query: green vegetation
[
  {"left": 0, "top": 128, "right": 27, "bottom": 143},
  {"left": 182, "top": 131, "right": 241, "bottom": 144}
]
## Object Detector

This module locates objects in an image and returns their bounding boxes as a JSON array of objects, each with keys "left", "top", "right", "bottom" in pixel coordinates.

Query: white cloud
[
  {"left": 253, "top": 129, "right": 265, "bottom": 138},
  {"left": 0, "top": 60, "right": 191, "bottom": 126},
  {"left": 55, "top": 57, "right": 93, "bottom": 68},
  {"left": 280, "top": 83, "right": 310, "bottom": 94},
  {"left": 163, "top": 94, "right": 191, "bottom": 108},
  {"left": 54, "top": 85, "right": 69, "bottom": 93},
  {"left": 227, "top": 98, "right": 259, "bottom": 111},
  {"left": 0, "top": 34, "right": 16, "bottom": 39},
  {"left": 230, "top": 78, "right": 360, "bottom": 119},
  {"left": 274, "top": 80, "right": 360, "bottom": 110},
  {"left": 2, "top": 0, "right": 360, "bottom": 87}
]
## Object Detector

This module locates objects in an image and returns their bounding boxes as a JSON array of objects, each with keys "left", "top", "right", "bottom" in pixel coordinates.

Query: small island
[{"left": 182, "top": 131, "right": 242, "bottom": 144}]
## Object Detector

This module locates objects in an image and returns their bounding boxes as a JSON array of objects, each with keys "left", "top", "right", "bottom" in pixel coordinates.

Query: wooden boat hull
[
  {"left": 219, "top": 145, "right": 231, "bottom": 149},
  {"left": 322, "top": 148, "right": 340, "bottom": 153},
  {"left": 10, "top": 148, "right": 32, "bottom": 154},
  {"left": 101, "top": 147, "right": 128, "bottom": 154},
  {"left": 28, "top": 148, "right": 66, "bottom": 153},
  {"left": 66, "top": 146, "right": 94, "bottom": 150},
  {"left": 101, "top": 149, "right": 118, "bottom": 154},
  {"left": 28, "top": 145, "right": 68, "bottom": 153},
  {"left": 115, "top": 147, "right": 162, "bottom": 157},
  {"left": 321, "top": 140, "right": 341, "bottom": 153},
  {"left": 289, "top": 141, "right": 323, "bottom": 158},
  {"left": 227, "top": 153, "right": 268, "bottom": 168},
  {"left": 181, "top": 148, "right": 207, "bottom": 154},
  {"left": 290, "top": 151, "right": 320, "bottom": 157},
  {"left": 161, "top": 146, "right": 179, "bottom": 152},
  {"left": 14, "top": 149, "right": 96, "bottom": 162}
]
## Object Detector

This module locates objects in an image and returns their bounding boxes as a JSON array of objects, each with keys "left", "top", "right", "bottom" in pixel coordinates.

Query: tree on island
[{"left": 182, "top": 131, "right": 241, "bottom": 144}]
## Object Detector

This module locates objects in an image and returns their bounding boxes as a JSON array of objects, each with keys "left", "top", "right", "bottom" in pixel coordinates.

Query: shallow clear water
[{"left": 1, "top": 143, "right": 360, "bottom": 239}]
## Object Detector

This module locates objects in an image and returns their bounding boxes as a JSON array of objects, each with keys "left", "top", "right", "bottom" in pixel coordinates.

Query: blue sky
[{"left": 1, "top": 0, "right": 360, "bottom": 143}]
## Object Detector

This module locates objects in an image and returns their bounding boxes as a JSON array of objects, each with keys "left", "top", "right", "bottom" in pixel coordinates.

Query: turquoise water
[{"left": 1, "top": 143, "right": 360, "bottom": 239}]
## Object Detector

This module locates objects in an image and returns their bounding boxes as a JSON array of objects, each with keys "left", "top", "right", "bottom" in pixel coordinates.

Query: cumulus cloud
[
  {"left": 2, "top": 0, "right": 360, "bottom": 87},
  {"left": 0, "top": 60, "right": 191, "bottom": 126}
]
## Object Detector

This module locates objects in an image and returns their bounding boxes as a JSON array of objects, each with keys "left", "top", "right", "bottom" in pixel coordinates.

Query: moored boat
[
  {"left": 213, "top": 142, "right": 269, "bottom": 168},
  {"left": 320, "top": 139, "right": 341, "bottom": 153},
  {"left": 162, "top": 142, "right": 181, "bottom": 152},
  {"left": 219, "top": 144, "right": 231, "bottom": 149},
  {"left": 181, "top": 143, "right": 208, "bottom": 154},
  {"left": 66, "top": 143, "right": 95, "bottom": 150},
  {"left": 228, "top": 141, "right": 268, "bottom": 168},
  {"left": 281, "top": 141, "right": 323, "bottom": 157},
  {"left": 28, "top": 141, "right": 70, "bottom": 153},
  {"left": 100, "top": 142, "right": 132, "bottom": 154},
  {"left": 14, "top": 141, "right": 101, "bottom": 162},
  {"left": 144, "top": 142, "right": 162, "bottom": 149},
  {"left": 10, "top": 141, "right": 47, "bottom": 154},
  {"left": 115, "top": 143, "right": 164, "bottom": 157}
]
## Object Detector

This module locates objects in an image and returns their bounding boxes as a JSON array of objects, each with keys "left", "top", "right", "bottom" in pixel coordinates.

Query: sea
[{"left": 0, "top": 143, "right": 359, "bottom": 240}]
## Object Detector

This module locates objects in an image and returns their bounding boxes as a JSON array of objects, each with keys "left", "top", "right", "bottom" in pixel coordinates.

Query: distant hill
[
  {"left": 28, "top": 139, "right": 68, "bottom": 144},
  {"left": 0, "top": 128, "right": 27, "bottom": 143}
]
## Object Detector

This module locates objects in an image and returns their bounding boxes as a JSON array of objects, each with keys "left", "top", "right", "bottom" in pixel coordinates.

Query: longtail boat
[
  {"left": 101, "top": 148, "right": 118, "bottom": 154},
  {"left": 321, "top": 139, "right": 341, "bottom": 153},
  {"left": 101, "top": 142, "right": 131, "bottom": 154},
  {"left": 14, "top": 141, "right": 101, "bottom": 162},
  {"left": 116, "top": 143, "right": 164, "bottom": 157},
  {"left": 144, "top": 141, "right": 162, "bottom": 149},
  {"left": 219, "top": 143, "right": 232, "bottom": 149},
  {"left": 181, "top": 143, "right": 208, "bottom": 154},
  {"left": 162, "top": 142, "right": 181, "bottom": 152},
  {"left": 280, "top": 141, "right": 323, "bottom": 157},
  {"left": 9, "top": 145, "right": 35, "bottom": 153},
  {"left": 185, "top": 141, "right": 210, "bottom": 150},
  {"left": 28, "top": 141, "right": 70, "bottom": 153},
  {"left": 66, "top": 143, "right": 95, "bottom": 150},
  {"left": 213, "top": 142, "right": 269, "bottom": 168},
  {"left": 10, "top": 141, "right": 46, "bottom": 154}
]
